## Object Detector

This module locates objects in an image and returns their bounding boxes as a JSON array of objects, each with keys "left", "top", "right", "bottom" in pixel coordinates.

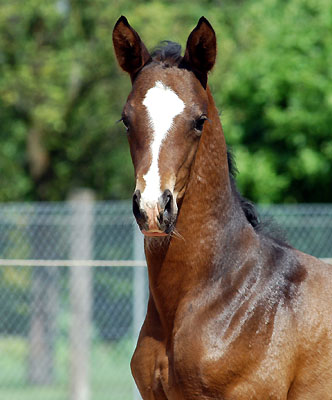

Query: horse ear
[
  {"left": 182, "top": 17, "right": 216, "bottom": 88},
  {"left": 113, "top": 16, "right": 151, "bottom": 82}
]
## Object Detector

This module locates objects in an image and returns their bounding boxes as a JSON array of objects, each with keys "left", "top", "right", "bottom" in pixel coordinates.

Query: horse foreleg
[
  {"left": 131, "top": 334, "right": 169, "bottom": 400},
  {"left": 131, "top": 294, "right": 172, "bottom": 400}
]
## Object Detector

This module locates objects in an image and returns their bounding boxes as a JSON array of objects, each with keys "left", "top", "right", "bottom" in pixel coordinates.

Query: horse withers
[{"left": 113, "top": 16, "right": 332, "bottom": 399}]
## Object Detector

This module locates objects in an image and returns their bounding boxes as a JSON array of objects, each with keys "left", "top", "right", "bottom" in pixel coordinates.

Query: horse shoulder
[
  {"left": 294, "top": 251, "right": 332, "bottom": 339},
  {"left": 171, "top": 289, "right": 294, "bottom": 399},
  {"left": 170, "top": 252, "right": 332, "bottom": 399},
  {"left": 287, "top": 252, "right": 332, "bottom": 398}
]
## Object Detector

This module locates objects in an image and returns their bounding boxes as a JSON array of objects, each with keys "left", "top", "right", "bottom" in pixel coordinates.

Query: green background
[{"left": 1, "top": 0, "right": 332, "bottom": 203}]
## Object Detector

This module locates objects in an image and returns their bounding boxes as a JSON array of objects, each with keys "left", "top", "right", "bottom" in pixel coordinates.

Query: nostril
[
  {"left": 164, "top": 194, "right": 172, "bottom": 213},
  {"left": 161, "top": 189, "right": 173, "bottom": 215},
  {"left": 132, "top": 190, "right": 141, "bottom": 219}
]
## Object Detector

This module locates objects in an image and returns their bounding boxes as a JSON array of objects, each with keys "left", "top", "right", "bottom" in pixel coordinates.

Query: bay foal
[{"left": 113, "top": 16, "right": 332, "bottom": 399}]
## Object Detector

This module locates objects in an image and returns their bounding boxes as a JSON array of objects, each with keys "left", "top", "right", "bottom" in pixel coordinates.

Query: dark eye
[
  {"left": 194, "top": 115, "right": 207, "bottom": 135},
  {"left": 122, "top": 116, "right": 129, "bottom": 131}
]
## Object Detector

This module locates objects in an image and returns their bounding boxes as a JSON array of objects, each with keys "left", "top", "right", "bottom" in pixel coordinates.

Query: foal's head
[{"left": 113, "top": 17, "right": 216, "bottom": 236}]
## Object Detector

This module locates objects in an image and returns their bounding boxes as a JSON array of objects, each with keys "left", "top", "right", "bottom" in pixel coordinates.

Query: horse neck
[
  {"left": 186, "top": 87, "right": 232, "bottom": 213},
  {"left": 145, "top": 86, "right": 249, "bottom": 332}
]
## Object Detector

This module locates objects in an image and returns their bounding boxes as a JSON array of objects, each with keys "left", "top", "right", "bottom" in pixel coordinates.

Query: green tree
[
  {"left": 0, "top": 0, "right": 133, "bottom": 201},
  {"left": 215, "top": 0, "right": 332, "bottom": 202},
  {"left": 0, "top": 0, "right": 331, "bottom": 203}
]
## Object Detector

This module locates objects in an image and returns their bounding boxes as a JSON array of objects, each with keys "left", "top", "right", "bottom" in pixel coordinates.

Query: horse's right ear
[
  {"left": 182, "top": 17, "right": 216, "bottom": 88},
  {"left": 113, "top": 16, "right": 151, "bottom": 82}
]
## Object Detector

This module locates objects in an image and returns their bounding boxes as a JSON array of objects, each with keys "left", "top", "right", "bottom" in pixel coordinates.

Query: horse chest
[{"left": 134, "top": 290, "right": 296, "bottom": 399}]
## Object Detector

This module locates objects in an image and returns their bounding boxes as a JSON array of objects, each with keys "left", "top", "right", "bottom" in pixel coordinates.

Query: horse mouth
[
  {"left": 140, "top": 218, "right": 176, "bottom": 237},
  {"left": 141, "top": 230, "right": 169, "bottom": 237}
]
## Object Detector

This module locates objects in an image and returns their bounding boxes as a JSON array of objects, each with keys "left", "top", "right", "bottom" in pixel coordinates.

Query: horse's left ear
[
  {"left": 182, "top": 17, "right": 216, "bottom": 88},
  {"left": 113, "top": 16, "right": 151, "bottom": 83}
]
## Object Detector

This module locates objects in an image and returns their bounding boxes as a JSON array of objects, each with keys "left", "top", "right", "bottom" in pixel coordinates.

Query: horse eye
[
  {"left": 121, "top": 116, "right": 130, "bottom": 132},
  {"left": 194, "top": 115, "right": 207, "bottom": 135}
]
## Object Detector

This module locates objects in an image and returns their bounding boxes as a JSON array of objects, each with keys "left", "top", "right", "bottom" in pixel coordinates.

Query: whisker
[{"left": 171, "top": 228, "right": 185, "bottom": 242}]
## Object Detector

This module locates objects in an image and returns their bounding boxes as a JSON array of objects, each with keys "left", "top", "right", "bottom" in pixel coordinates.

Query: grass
[{"left": 0, "top": 335, "right": 136, "bottom": 400}]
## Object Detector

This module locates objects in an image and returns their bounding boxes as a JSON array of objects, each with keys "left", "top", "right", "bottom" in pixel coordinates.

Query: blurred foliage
[
  {"left": 0, "top": 0, "right": 331, "bottom": 202},
  {"left": 217, "top": 0, "right": 332, "bottom": 202}
]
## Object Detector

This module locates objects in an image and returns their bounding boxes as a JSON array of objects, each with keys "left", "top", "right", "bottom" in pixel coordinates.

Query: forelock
[{"left": 151, "top": 41, "right": 183, "bottom": 66}]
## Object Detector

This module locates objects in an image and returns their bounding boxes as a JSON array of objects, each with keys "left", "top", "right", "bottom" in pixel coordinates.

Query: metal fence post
[
  {"left": 69, "top": 189, "right": 94, "bottom": 400},
  {"left": 27, "top": 204, "right": 58, "bottom": 385},
  {"left": 133, "top": 222, "right": 146, "bottom": 400}
]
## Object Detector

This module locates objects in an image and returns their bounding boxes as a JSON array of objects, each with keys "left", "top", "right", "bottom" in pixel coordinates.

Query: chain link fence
[{"left": 0, "top": 198, "right": 331, "bottom": 400}]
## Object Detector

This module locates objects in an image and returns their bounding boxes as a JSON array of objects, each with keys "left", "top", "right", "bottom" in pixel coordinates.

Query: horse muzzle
[{"left": 132, "top": 189, "right": 177, "bottom": 237}]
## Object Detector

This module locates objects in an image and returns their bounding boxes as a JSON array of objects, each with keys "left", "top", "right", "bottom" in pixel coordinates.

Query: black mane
[
  {"left": 227, "top": 149, "right": 289, "bottom": 245},
  {"left": 227, "top": 150, "right": 260, "bottom": 229}
]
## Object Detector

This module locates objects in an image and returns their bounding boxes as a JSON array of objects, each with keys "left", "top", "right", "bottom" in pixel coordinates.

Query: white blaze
[{"left": 141, "top": 81, "right": 185, "bottom": 206}]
